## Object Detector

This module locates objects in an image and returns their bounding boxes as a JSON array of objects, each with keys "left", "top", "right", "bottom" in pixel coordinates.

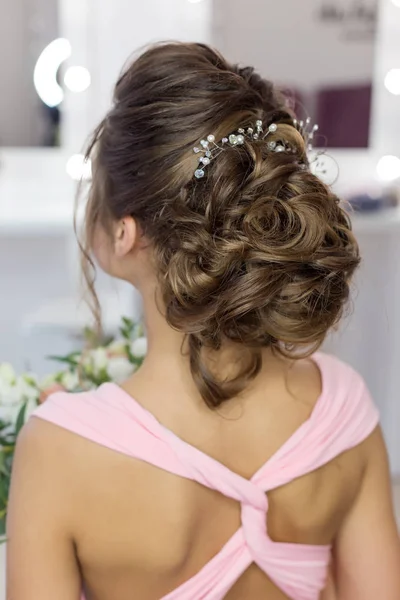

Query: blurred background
[{"left": 1, "top": 0, "right": 400, "bottom": 477}]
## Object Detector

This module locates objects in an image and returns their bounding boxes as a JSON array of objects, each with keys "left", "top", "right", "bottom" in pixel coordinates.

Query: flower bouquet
[{"left": 0, "top": 318, "right": 147, "bottom": 538}]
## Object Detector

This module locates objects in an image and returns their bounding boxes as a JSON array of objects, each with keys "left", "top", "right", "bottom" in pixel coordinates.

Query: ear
[{"left": 114, "top": 216, "right": 137, "bottom": 258}]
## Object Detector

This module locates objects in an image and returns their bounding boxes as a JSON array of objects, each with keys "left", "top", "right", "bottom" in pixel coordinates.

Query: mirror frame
[
  {"left": 330, "top": 0, "right": 400, "bottom": 196},
  {"left": 0, "top": 0, "right": 91, "bottom": 224}
]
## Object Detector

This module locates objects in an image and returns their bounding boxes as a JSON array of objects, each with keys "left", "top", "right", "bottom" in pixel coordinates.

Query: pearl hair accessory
[{"left": 193, "top": 118, "right": 319, "bottom": 180}]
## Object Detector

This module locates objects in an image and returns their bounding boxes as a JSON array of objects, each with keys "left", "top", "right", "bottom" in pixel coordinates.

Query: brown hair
[{"left": 82, "top": 42, "right": 360, "bottom": 408}]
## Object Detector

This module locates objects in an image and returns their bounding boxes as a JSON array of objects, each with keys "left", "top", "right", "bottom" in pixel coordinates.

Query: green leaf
[
  {"left": 86, "top": 367, "right": 110, "bottom": 387},
  {"left": 15, "top": 403, "right": 27, "bottom": 437},
  {"left": 48, "top": 351, "right": 81, "bottom": 365},
  {"left": 83, "top": 326, "right": 113, "bottom": 348},
  {"left": 54, "top": 371, "right": 64, "bottom": 384},
  {"left": 0, "top": 472, "right": 10, "bottom": 506},
  {"left": 124, "top": 344, "right": 144, "bottom": 368},
  {"left": 0, "top": 509, "right": 7, "bottom": 538},
  {"left": 120, "top": 317, "right": 134, "bottom": 340},
  {"left": 0, "top": 453, "right": 5, "bottom": 476},
  {"left": 51, "top": 356, "right": 79, "bottom": 365},
  {"left": 23, "top": 375, "right": 37, "bottom": 387}
]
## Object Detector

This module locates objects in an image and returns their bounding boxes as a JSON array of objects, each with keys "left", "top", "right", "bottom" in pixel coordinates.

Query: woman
[{"left": 7, "top": 42, "right": 400, "bottom": 600}]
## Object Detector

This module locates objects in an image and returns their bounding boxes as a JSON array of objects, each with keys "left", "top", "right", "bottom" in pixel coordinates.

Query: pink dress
[{"left": 34, "top": 353, "right": 379, "bottom": 600}]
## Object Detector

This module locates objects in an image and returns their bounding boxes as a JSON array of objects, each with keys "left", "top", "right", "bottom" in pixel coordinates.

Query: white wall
[{"left": 84, "top": 0, "right": 213, "bottom": 133}]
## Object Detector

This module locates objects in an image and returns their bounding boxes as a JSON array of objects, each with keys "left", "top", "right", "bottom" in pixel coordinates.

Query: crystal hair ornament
[
  {"left": 193, "top": 118, "right": 335, "bottom": 182},
  {"left": 193, "top": 120, "right": 285, "bottom": 179},
  {"left": 294, "top": 117, "right": 340, "bottom": 185}
]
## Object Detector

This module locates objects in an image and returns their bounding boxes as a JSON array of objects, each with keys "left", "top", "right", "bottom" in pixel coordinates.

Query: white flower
[
  {"left": 0, "top": 375, "right": 38, "bottom": 424},
  {"left": 107, "top": 340, "right": 126, "bottom": 357},
  {"left": 130, "top": 337, "right": 147, "bottom": 359},
  {"left": 0, "top": 373, "right": 38, "bottom": 407},
  {"left": 0, "top": 397, "right": 38, "bottom": 426},
  {"left": 15, "top": 377, "right": 39, "bottom": 403},
  {"left": 90, "top": 348, "right": 108, "bottom": 373},
  {"left": 0, "top": 383, "right": 19, "bottom": 406},
  {"left": 0, "top": 378, "right": 13, "bottom": 404},
  {"left": 107, "top": 357, "right": 135, "bottom": 383},
  {"left": 0, "top": 403, "right": 20, "bottom": 424},
  {"left": 60, "top": 371, "right": 80, "bottom": 391},
  {"left": 0, "top": 363, "right": 16, "bottom": 385}
]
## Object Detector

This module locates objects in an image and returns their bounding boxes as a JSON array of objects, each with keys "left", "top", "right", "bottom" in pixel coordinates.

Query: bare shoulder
[
  {"left": 361, "top": 421, "right": 387, "bottom": 455},
  {"left": 358, "top": 423, "right": 396, "bottom": 487},
  {"left": 333, "top": 425, "right": 400, "bottom": 599},
  {"left": 16, "top": 416, "right": 159, "bottom": 502},
  {"left": 19, "top": 415, "right": 69, "bottom": 446},
  {"left": 17, "top": 416, "right": 130, "bottom": 479},
  {"left": 8, "top": 422, "right": 83, "bottom": 599},
  {"left": 16, "top": 416, "right": 82, "bottom": 470},
  {"left": 12, "top": 418, "right": 86, "bottom": 517},
  {"left": 15, "top": 417, "right": 67, "bottom": 472}
]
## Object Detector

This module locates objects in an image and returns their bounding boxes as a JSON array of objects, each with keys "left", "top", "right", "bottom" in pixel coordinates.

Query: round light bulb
[
  {"left": 376, "top": 155, "right": 400, "bottom": 182},
  {"left": 66, "top": 154, "right": 92, "bottom": 181},
  {"left": 33, "top": 38, "right": 72, "bottom": 107},
  {"left": 384, "top": 69, "right": 400, "bottom": 95},
  {"left": 64, "top": 66, "right": 91, "bottom": 93}
]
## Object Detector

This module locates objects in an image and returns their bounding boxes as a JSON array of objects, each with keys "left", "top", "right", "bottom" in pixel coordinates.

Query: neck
[
  {"left": 141, "top": 282, "right": 184, "bottom": 350},
  {"left": 133, "top": 279, "right": 289, "bottom": 408},
  {"left": 138, "top": 280, "right": 195, "bottom": 383}
]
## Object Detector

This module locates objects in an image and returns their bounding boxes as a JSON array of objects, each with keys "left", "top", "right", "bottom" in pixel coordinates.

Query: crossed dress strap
[{"left": 33, "top": 353, "right": 379, "bottom": 600}]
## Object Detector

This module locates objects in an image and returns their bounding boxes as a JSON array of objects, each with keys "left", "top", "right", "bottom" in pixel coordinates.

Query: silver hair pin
[
  {"left": 293, "top": 118, "right": 339, "bottom": 184},
  {"left": 193, "top": 119, "right": 309, "bottom": 179},
  {"left": 293, "top": 117, "right": 319, "bottom": 152}
]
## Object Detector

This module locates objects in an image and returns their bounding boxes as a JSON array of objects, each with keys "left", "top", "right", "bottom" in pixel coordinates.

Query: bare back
[{"left": 9, "top": 352, "right": 399, "bottom": 600}]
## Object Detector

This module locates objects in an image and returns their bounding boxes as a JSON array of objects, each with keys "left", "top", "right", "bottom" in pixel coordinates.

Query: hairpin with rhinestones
[
  {"left": 291, "top": 118, "right": 338, "bottom": 184},
  {"left": 193, "top": 120, "right": 293, "bottom": 179},
  {"left": 293, "top": 117, "right": 319, "bottom": 152}
]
